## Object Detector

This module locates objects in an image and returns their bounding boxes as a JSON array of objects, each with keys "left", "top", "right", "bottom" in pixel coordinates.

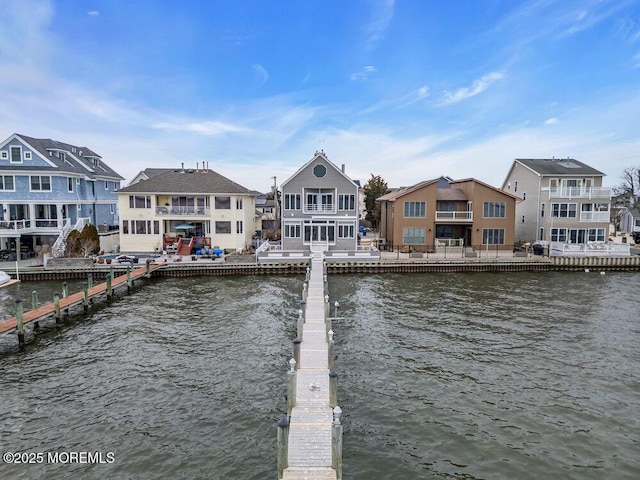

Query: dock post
[
  {"left": 293, "top": 338, "right": 301, "bottom": 368},
  {"left": 145, "top": 259, "right": 151, "bottom": 278},
  {"left": 276, "top": 415, "right": 289, "bottom": 479},
  {"left": 329, "top": 370, "right": 338, "bottom": 407},
  {"left": 297, "top": 309, "right": 304, "bottom": 341},
  {"left": 110, "top": 265, "right": 114, "bottom": 280},
  {"left": 332, "top": 406, "right": 343, "bottom": 479},
  {"left": 15, "top": 299, "right": 25, "bottom": 347},
  {"left": 127, "top": 265, "right": 132, "bottom": 291},
  {"left": 31, "top": 291, "right": 40, "bottom": 331},
  {"left": 54, "top": 292, "right": 62, "bottom": 323},
  {"left": 88, "top": 273, "right": 93, "bottom": 289},
  {"left": 106, "top": 274, "right": 113, "bottom": 299},
  {"left": 82, "top": 282, "right": 89, "bottom": 311},
  {"left": 334, "top": 300, "right": 340, "bottom": 318},
  {"left": 302, "top": 282, "right": 307, "bottom": 301},
  {"left": 287, "top": 358, "right": 297, "bottom": 416},
  {"left": 328, "top": 330, "right": 334, "bottom": 370},
  {"left": 326, "top": 315, "right": 332, "bottom": 340},
  {"left": 324, "top": 294, "right": 330, "bottom": 317},
  {"left": 62, "top": 281, "right": 69, "bottom": 298}
]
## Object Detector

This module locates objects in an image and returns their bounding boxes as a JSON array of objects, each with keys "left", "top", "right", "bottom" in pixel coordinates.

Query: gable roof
[
  {"left": 280, "top": 150, "right": 360, "bottom": 189},
  {"left": 514, "top": 158, "right": 604, "bottom": 176},
  {"left": 117, "top": 168, "right": 255, "bottom": 195},
  {"left": 0, "top": 133, "right": 124, "bottom": 180},
  {"left": 378, "top": 176, "right": 519, "bottom": 202},
  {"left": 376, "top": 179, "right": 439, "bottom": 201}
]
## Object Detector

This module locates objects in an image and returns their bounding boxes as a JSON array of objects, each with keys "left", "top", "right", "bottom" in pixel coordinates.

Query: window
[
  {"left": 134, "top": 220, "right": 148, "bottom": 234},
  {"left": 313, "top": 164, "right": 327, "bottom": 178},
  {"left": 483, "top": 202, "right": 506, "bottom": 218},
  {"left": 68, "top": 178, "right": 74, "bottom": 192},
  {"left": 0, "top": 175, "right": 15, "bottom": 191},
  {"left": 403, "top": 201, "right": 426, "bottom": 218},
  {"left": 0, "top": 151, "right": 7, "bottom": 159},
  {"left": 514, "top": 181, "right": 518, "bottom": 192},
  {"left": 550, "top": 228, "right": 568, "bottom": 242},
  {"left": 403, "top": 227, "right": 425, "bottom": 244},
  {"left": 104, "top": 180, "right": 109, "bottom": 190},
  {"left": 541, "top": 203, "right": 545, "bottom": 217},
  {"left": 284, "top": 193, "right": 301, "bottom": 210},
  {"left": 338, "top": 194, "right": 356, "bottom": 210},
  {"left": 236, "top": 198, "right": 243, "bottom": 209},
  {"left": 588, "top": 228, "right": 605, "bottom": 242},
  {"left": 285, "top": 224, "right": 301, "bottom": 238},
  {"left": 110, "top": 204, "right": 115, "bottom": 214},
  {"left": 551, "top": 203, "right": 577, "bottom": 218},
  {"left": 215, "top": 196, "right": 231, "bottom": 209},
  {"left": 522, "top": 215, "right": 525, "bottom": 223},
  {"left": 236, "top": 221, "right": 243, "bottom": 234},
  {"left": 11, "top": 146, "right": 21, "bottom": 163},
  {"left": 122, "top": 220, "right": 129, "bottom": 234},
  {"left": 483, "top": 229, "right": 505, "bottom": 244},
  {"left": 215, "top": 221, "right": 231, "bottom": 234},
  {"left": 24, "top": 151, "right": 32, "bottom": 160},
  {"left": 30, "top": 175, "right": 51, "bottom": 191},
  {"left": 338, "top": 224, "right": 355, "bottom": 238},
  {"left": 522, "top": 192, "right": 526, "bottom": 200},
  {"left": 129, "top": 195, "right": 151, "bottom": 208}
]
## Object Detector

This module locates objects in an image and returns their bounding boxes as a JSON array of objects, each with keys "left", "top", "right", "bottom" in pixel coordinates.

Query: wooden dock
[
  {"left": 0, "top": 263, "right": 163, "bottom": 336},
  {"left": 280, "top": 253, "right": 342, "bottom": 480}
]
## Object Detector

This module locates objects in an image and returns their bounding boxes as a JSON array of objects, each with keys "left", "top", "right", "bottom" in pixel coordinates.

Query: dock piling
[
  {"left": 15, "top": 299, "right": 25, "bottom": 347},
  {"left": 329, "top": 370, "right": 338, "bottom": 408},
  {"left": 87, "top": 273, "right": 93, "bottom": 289},
  {"left": 106, "top": 274, "right": 113, "bottom": 298},
  {"left": 82, "top": 282, "right": 89, "bottom": 311},
  {"left": 287, "top": 358, "right": 297, "bottom": 416},
  {"left": 328, "top": 330, "right": 334, "bottom": 370},
  {"left": 332, "top": 406, "right": 343, "bottom": 479},
  {"left": 145, "top": 259, "right": 151, "bottom": 278},
  {"left": 277, "top": 415, "right": 290, "bottom": 479},
  {"left": 293, "top": 338, "right": 301, "bottom": 368},
  {"left": 54, "top": 292, "right": 61, "bottom": 323},
  {"left": 127, "top": 265, "right": 132, "bottom": 291},
  {"left": 62, "top": 281, "right": 68, "bottom": 298},
  {"left": 297, "top": 309, "right": 304, "bottom": 341}
]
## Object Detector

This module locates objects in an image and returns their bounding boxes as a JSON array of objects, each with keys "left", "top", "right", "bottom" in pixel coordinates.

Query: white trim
[
  {"left": 24, "top": 151, "right": 32, "bottom": 160},
  {"left": 10, "top": 145, "right": 22, "bottom": 164}
]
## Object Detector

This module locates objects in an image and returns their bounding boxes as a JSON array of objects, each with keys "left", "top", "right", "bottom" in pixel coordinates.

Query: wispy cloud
[
  {"left": 87, "top": 10, "right": 99, "bottom": 16},
  {"left": 152, "top": 120, "right": 250, "bottom": 136},
  {"left": 544, "top": 117, "right": 558, "bottom": 125},
  {"left": 252, "top": 64, "right": 269, "bottom": 87},
  {"left": 634, "top": 51, "right": 640, "bottom": 68},
  {"left": 440, "top": 72, "right": 504, "bottom": 105},
  {"left": 395, "top": 85, "right": 430, "bottom": 108},
  {"left": 350, "top": 66, "right": 377, "bottom": 81},
  {"left": 364, "top": 0, "right": 395, "bottom": 49}
]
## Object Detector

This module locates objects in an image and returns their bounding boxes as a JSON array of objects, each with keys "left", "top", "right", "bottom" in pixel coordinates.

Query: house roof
[
  {"left": 117, "top": 168, "right": 255, "bottom": 195},
  {"left": 376, "top": 180, "right": 438, "bottom": 201},
  {"left": 280, "top": 150, "right": 360, "bottom": 189},
  {"left": 1, "top": 133, "right": 124, "bottom": 180},
  {"left": 436, "top": 188, "right": 468, "bottom": 201},
  {"left": 514, "top": 158, "right": 604, "bottom": 176},
  {"left": 378, "top": 176, "right": 519, "bottom": 202}
]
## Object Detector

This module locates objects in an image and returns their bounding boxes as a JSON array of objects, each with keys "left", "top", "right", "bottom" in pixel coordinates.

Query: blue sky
[{"left": 1, "top": 0, "right": 639, "bottom": 192}]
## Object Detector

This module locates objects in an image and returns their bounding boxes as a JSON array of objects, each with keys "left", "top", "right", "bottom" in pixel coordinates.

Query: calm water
[{"left": 0, "top": 272, "right": 638, "bottom": 479}]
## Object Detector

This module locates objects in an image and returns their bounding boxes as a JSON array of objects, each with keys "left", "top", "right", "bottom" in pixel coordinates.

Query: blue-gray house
[{"left": 0, "top": 133, "right": 123, "bottom": 257}]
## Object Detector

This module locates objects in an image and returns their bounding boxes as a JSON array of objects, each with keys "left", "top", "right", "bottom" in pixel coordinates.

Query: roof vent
[{"left": 180, "top": 162, "right": 185, "bottom": 173}]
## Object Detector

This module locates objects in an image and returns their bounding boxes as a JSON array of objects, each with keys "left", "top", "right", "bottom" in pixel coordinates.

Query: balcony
[
  {"left": 156, "top": 206, "right": 210, "bottom": 216},
  {"left": 548, "top": 187, "right": 611, "bottom": 199},
  {"left": 435, "top": 211, "right": 473, "bottom": 222},
  {"left": 304, "top": 203, "right": 335, "bottom": 214},
  {"left": 579, "top": 211, "right": 610, "bottom": 222}
]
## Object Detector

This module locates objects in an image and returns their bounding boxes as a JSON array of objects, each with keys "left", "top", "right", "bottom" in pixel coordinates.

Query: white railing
[
  {"left": 0, "top": 219, "right": 30, "bottom": 229},
  {"left": 52, "top": 218, "right": 73, "bottom": 258},
  {"left": 435, "top": 211, "right": 473, "bottom": 221},
  {"left": 548, "top": 187, "right": 611, "bottom": 199},
  {"left": 436, "top": 237, "right": 464, "bottom": 247},
  {"left": 550, "top": 242, "right": 630, "bottom": 257},
  {"left": 304, "top": 204, "right": 334, "bottom": 213},
  {"left": 579, "top": 211, "right": 610, "bottom": 222},
  {"left": 156, "top": 206, "right": 210, "bottom": 215}
]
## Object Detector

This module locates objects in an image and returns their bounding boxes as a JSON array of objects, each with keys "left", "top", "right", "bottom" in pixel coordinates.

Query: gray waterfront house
[{"left": 502, "top": 158, "right": 611, "bottom": 245}]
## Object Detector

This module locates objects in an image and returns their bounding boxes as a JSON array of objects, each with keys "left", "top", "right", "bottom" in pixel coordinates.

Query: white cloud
[
  {"left": 252, "top": 64, "right": 269, "bottom": 87},
  {"left": 441, "top": 72, "right": 504, "bottom": 105},
  {"left": 364, "top": 0, "right": 395, "bottom": 49},
  {"left": 634, "top": 51, "right": 640, "bottom": 68},
  {"left": 544, "top": 117, "right": 558, "bottom": 125},
  {"left": 87, "top": 10, "right": 99, "bottom": 16},
  {"left": 395, "top": 85, "right": 430, "bottom": 108},
  {"left": 350, "top": 66, "right": 377, "bottom": 81},
  {"left": 152, "top": 120, "right": 250, "bottom": 136}
]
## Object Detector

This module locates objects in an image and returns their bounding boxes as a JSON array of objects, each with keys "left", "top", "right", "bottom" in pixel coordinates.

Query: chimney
[
  {"left": 341, "top": 164, "right": 345, "bottom": 173},
  {"left": 180, "top": 162, "right": 185, "bottom": 173},
  {"left": 197, "top": 162, "right": 199, "bottom": 172}
]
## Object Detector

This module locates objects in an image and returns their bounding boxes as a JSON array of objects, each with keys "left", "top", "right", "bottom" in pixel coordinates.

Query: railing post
[
  {"left": 54, "top": 292, "right": 61, "bottom": 323},
  {"left": 82, "top": 282, "right": 89, "bottom": 311},
  {"left": 329, "top": 370, "right": 338, "bottom": 407},
  {"left": 15, "top": 299, "right": 25, "bottom": 347},
  {"left": 287, "top": 358, "right": 297, "bottom": 416},
  {"left": 277, "top": 415, "right": 289, "bottom": 479},
  {"left": 328, "top": 330, "right": 334, "bottom": 370},
  {"left": 332, "top": 406, "right": 343, "bottom": 480}
]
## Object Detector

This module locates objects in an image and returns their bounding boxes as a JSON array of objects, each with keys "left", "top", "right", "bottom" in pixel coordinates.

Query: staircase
[{"left": 51, "top": 218, "right": 91, "bottom": 258}]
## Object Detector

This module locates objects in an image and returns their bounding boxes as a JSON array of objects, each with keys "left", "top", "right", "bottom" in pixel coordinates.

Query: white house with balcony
[{"left": 502, "top": 158, "right": 611, "bottom": 245}]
